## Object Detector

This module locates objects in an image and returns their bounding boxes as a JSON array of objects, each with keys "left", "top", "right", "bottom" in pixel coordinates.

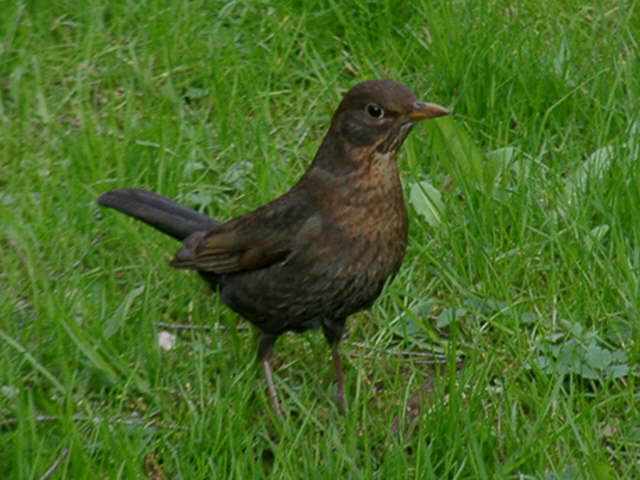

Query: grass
[{"left": 1, "top": 0, "right": 639, "bottom": 477}]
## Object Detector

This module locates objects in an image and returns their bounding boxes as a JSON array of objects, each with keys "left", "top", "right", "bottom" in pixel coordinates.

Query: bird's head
[{"left": 330, "top": 79, "right": 448, "bottom": 156}]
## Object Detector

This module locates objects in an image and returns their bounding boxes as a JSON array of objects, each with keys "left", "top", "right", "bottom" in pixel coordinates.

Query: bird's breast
[
  {"left": 328, "top": 152, "right": 409, "bottom": 278},
  {"left": 220, "top": 152, "right": 410, "bottom": 334}
]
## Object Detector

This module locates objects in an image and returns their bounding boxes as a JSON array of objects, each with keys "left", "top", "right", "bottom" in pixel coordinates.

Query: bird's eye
[{"left": 366, "top": 103, "right": 384, "bottom": 119}]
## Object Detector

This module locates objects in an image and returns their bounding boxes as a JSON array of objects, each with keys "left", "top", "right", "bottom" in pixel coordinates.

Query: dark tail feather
[{"left": 97, "top": 188, "right": 220, "bottom": 241}]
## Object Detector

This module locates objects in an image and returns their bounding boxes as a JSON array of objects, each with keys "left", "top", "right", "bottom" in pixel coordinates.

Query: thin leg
[
  {"left": 331, "top": 343, "right": 345, "bottom": 414},
  {"left": 258, "top": 333, "right": 283, "bottom": 419},
  {"left": 322, "top": 319, "right": 346, "bottom": 414},
  {"left": 261, "top": 357, "right": 283, "bottom": 420}
]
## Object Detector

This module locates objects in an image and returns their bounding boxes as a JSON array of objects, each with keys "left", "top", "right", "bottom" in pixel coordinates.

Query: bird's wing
[{"left": 170, "top": 194, "right": 321, "bottom": 273}]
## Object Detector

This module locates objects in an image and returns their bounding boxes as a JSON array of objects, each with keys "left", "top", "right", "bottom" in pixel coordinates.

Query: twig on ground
[
  {"left": 345, "top": 340, "right": 449, "bottom": 360},
  {"left": 39, "top": 448, "right": 68, "bottom": 480},
  {"left": 0, "top": 414, "right": 186, "bottom": 431},
  {"left": 155, "top": 322, "right": 219, "bottom": 331}
]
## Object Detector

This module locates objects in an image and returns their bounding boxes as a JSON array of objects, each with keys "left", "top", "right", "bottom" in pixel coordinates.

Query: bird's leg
[
  {"left": 261, "top": 359, "right": 282, "bottom": 420},
  {"left": 257, "top": 333, "right": 282, "bottom": 419},
  {"left": 331, "top": 342, "right": 345, "bottom": 414},
  {"left": 322, "top": 320, "right": 346, "bottom": 414}
]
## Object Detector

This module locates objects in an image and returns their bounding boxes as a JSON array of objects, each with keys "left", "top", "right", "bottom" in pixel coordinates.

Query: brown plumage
[{"left": 97, "top": 79, "right": 448, "bottom": 417}]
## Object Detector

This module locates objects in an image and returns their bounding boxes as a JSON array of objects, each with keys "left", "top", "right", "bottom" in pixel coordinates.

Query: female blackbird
[{"left": 98, "top": 79, "right": 448, "bottom": 418}]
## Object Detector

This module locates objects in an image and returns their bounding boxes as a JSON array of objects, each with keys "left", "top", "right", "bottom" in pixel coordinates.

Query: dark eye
[{"left": 366, "top": 103, "right": 384, "bottom": 119}]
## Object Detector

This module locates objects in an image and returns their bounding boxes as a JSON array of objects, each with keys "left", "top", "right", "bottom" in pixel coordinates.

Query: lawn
[{"left": 1, "top": 0, "right": 638, "bottom": 478}]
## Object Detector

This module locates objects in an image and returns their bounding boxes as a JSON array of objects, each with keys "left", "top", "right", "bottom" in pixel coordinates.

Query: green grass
[{"left": 1, "top": 0, "right": 639, "bottom": 478}]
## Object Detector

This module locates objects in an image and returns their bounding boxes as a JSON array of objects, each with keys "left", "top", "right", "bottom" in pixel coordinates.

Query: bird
[{"left": 97, "top": 79, "right": 448, "bottom": 418}]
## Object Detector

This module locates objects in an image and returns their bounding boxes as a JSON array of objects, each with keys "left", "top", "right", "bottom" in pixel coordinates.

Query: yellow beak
[{"left": 408, "top": 101, "right": 450, "bottom": 121}]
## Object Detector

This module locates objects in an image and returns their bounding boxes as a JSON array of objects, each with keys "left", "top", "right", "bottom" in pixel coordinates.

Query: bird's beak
[{"left": 408, "top": 101, "right": 450, "bottom": 121}]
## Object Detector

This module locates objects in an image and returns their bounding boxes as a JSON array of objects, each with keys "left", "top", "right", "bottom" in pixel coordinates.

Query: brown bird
[{"left": 97, "top": 79, "right": 448, "bottom": 418}]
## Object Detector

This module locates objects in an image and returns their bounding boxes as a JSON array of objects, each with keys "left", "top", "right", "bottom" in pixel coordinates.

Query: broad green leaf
[
  {"left": 611, "top": 350, "right": 628, "bottom": 362},
  {"left": 584, "top": 344, "right": 612, "bottom": 369},
  {"left": 104, "top": 286, "right": 145, "bottom": 338},
  {"left": 485, "top": 146, "right": 517, "bottom": 185},
  {"left": 566, "top": 145, "right": 614, "bottom": 197},
  {"left": 585, "top": 224, "right": 609, "bottom": 250},
  {"left": 409, "top": 180, "right": 444, "bottom": 227},
  {"left": 520, "top": 311, "right": 539, "bottom": 325},
  {"left": 608, "top": 364, "right": 629, "bottom": 378},
  {"left": 579, "top": 364, "right": 599, "bottom": 379},
  {"left": 590, "top": 461, "right": 618, "bottom": 480},
  {"left": 431, "top": 116, "right": 486, "bottom": 191},
  {"left": 436, "top": 308, "right": 466, "bottom": 328}
]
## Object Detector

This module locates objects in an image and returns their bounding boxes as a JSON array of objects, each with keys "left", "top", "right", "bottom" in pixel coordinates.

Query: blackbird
[{"left": 97, "top": 79, "right": 448, "bottom": 418}]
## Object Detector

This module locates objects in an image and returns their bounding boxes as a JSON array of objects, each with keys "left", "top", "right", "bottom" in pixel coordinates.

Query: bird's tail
[{"left": 97, "top": 188, "right": 220, "bottom": 241}]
